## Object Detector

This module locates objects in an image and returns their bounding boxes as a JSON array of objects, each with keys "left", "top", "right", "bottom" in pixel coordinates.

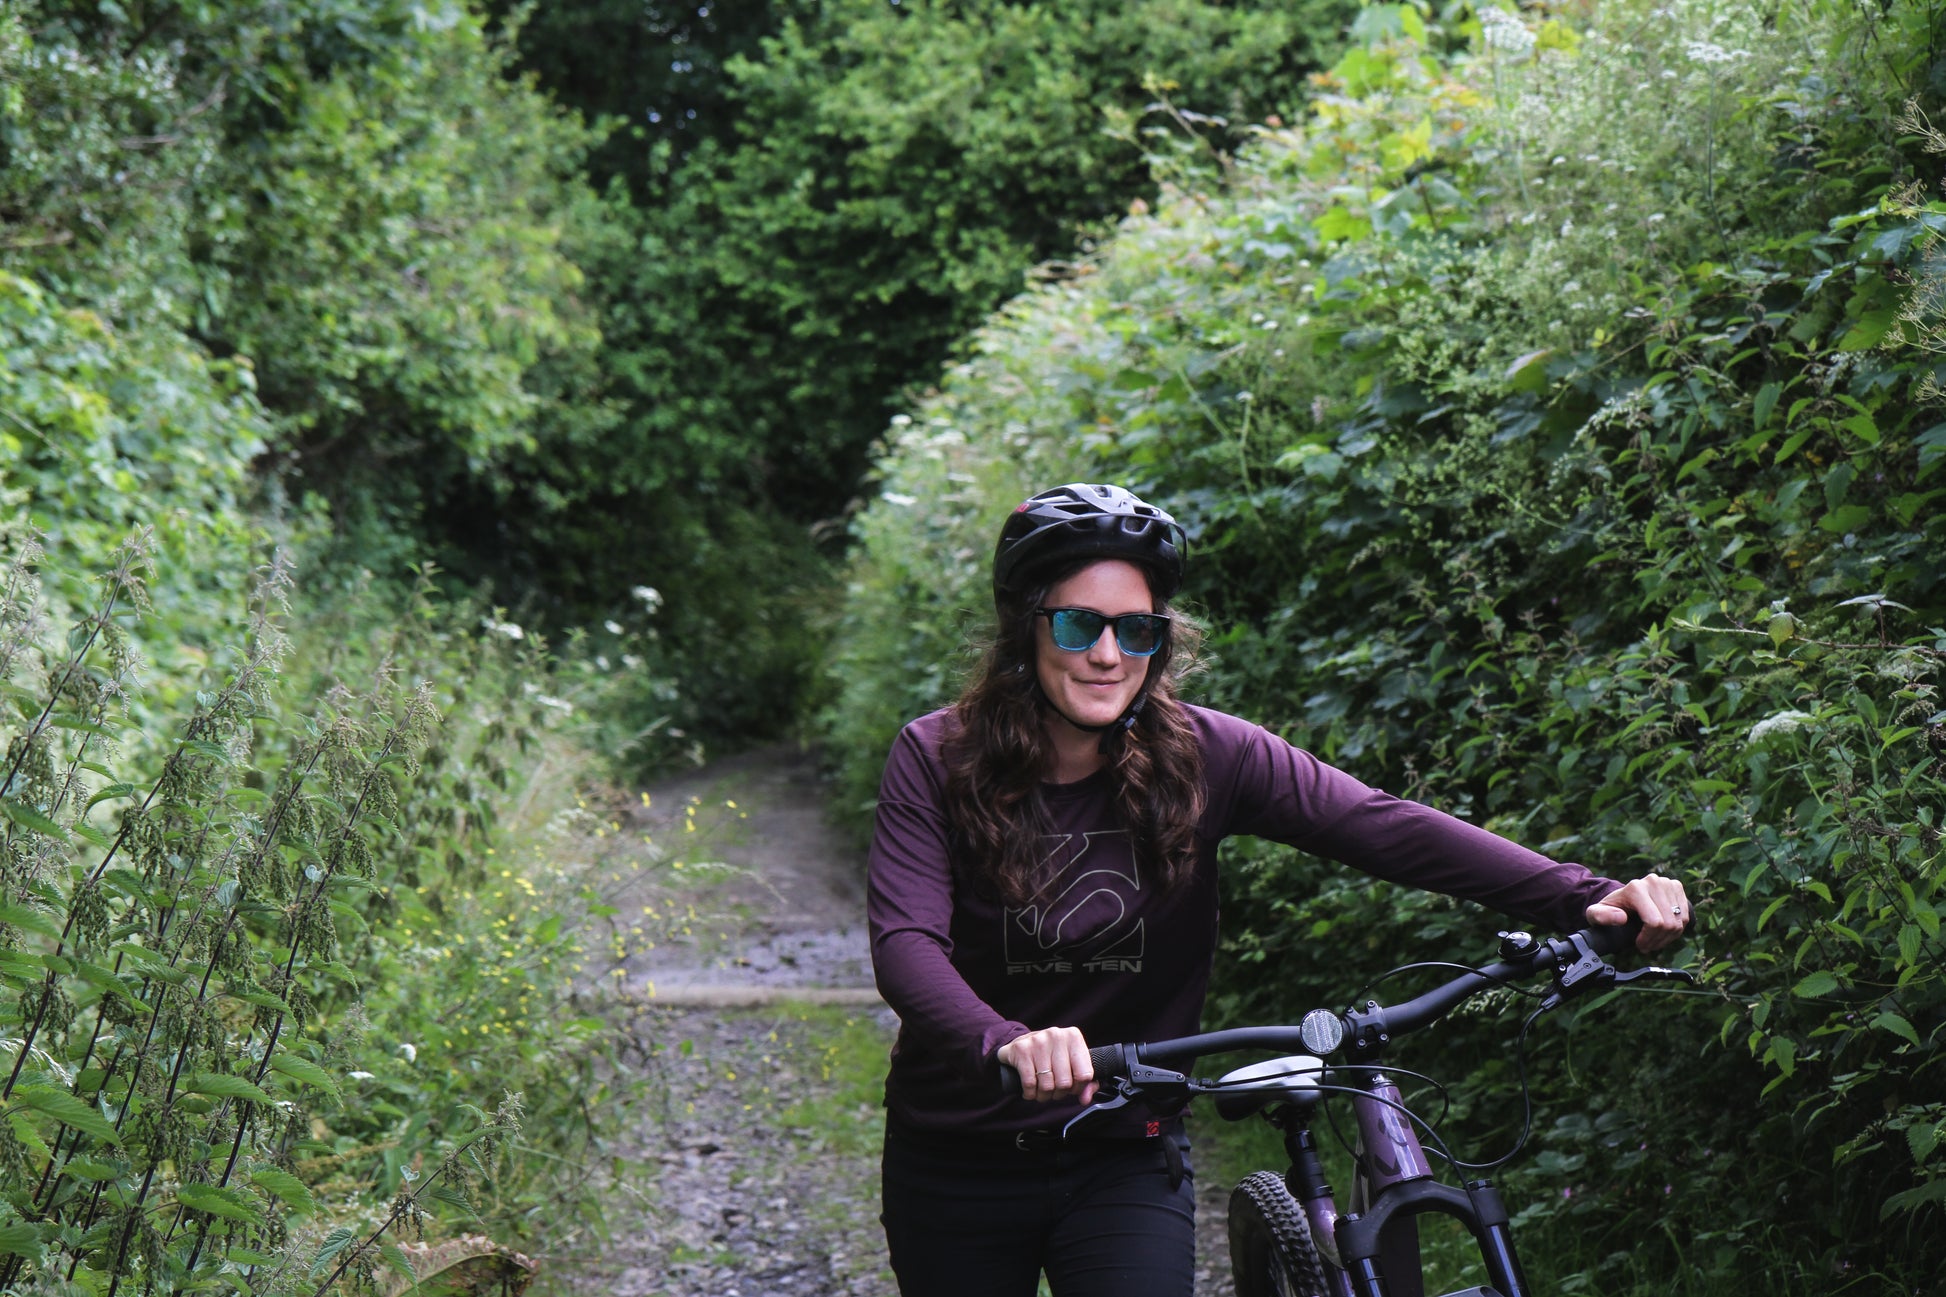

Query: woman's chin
[{"left": 1057, "top": 695, "right": 1131, "bottom": 731}]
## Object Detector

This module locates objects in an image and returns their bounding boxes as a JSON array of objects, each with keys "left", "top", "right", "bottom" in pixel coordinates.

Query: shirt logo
[{"left": 1003, "top": 830, "right": 1145, "bottom": 975}]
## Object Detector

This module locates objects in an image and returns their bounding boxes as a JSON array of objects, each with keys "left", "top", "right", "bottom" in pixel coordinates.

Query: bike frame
[{"left": 1275, "top": 1067, "right": 1529, "bottom": 1297}]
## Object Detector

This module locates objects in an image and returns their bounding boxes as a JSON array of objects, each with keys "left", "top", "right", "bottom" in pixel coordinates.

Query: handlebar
[{"left": 1000, "top": 920, "right": 1680, "bottom": 1098}]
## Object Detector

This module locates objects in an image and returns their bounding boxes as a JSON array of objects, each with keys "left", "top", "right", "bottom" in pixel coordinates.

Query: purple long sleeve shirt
[{"left": 866, "top": 704, "right": 1620, "bottom": 1135}]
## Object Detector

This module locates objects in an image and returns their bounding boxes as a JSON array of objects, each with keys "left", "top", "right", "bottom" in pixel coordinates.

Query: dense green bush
[
  {"left": 0, "top": 522, "right": 662, "bottom": 1290},
  {"left": 2, "top": 0, "right": 616, "bottom": 576},
  {"left": 826, "top": 0, "right": 1946, "bottom": 1286},
  {"left": 0, "top": 13, "right": 653, "bottom": 1281},
  {"left": 466, "top": 0, "right": 1357, "bottom": 753}
]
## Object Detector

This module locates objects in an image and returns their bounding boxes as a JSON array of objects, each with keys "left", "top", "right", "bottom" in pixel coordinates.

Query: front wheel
[{"left": 1229, "top": 1170, "right": 1332, "bottom": 1297}]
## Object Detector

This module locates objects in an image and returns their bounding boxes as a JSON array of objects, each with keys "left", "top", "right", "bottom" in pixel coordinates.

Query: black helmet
[{"left": 992, "top": 483, "right": 1185, "bottom": 600}]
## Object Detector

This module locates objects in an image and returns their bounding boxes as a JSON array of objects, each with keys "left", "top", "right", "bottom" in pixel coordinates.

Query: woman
[{"left": 866, "top": 483, "right": 1688, "bottom": 1297}]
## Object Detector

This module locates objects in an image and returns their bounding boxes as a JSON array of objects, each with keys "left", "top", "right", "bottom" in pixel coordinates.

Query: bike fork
[{"left": 1337, "top": 1178, "right": 1532, "bottom": 1297}]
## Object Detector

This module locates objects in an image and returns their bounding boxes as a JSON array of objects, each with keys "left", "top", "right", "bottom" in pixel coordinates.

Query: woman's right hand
[{"left": 998, "top": 1026, "right": 1097, "bottom": 1104}]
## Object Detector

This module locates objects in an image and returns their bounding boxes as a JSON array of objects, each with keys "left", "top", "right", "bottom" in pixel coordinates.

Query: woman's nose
[{"left": 1087, "top": 626, "right": 1121, "bottom": 664}]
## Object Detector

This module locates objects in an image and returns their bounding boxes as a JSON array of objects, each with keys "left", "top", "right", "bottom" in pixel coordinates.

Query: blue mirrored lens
[{"left": 1044, "top": 609, "right": 1167, "bottom": 656}]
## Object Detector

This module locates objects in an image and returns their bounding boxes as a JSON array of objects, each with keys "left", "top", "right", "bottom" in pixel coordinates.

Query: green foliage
[
  {"left": 470, "top": 0, "right": 1352, "bottom": 756},
  {"left": 827, "top": 0, "right": 1946, "bottom": 1285},
  {"left": 0, "top": 531, "right": 646, "bottom": 1290},
  {"left": 3, "top": 0, "right": 615, "bottom": 580},
  {"left": 606, "top": 0, "right": 1348, "bottom": 516}
]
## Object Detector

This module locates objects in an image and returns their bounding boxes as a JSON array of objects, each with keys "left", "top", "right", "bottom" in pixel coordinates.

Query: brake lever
[
  {"left": 1061, "top": 1090, "right": 1128, "bottom": 1137},
  {"left": 1539, "top": 934, "right": 1698, "bottom": 1012},
  {"left": 1058, "top": 1062, "right": 1191, "bottom": 1139},
  {"left": 1610, "top": 964, "right": 1698, "bottom": 989}
]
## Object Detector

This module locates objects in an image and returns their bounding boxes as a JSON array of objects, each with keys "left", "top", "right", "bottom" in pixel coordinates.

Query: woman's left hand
[{"left": 1586, "top": 875, "right": 1692, "bottom": 952}]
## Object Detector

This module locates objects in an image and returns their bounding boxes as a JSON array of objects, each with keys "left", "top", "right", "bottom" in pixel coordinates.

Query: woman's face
[{"left": 1033, "top": 559, "right": 1156, "bottom": 735}]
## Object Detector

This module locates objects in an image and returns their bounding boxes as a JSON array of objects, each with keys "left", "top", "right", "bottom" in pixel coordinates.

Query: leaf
[
  {"left": 111, "top": 942, "right": 188, "bottom": 985},
  {"left": 379, "top": 1242, "right": 418, "bottom": 1285},
  {"left": 74, "top": 960, "right": 141, "bottom": 1004},
  {"left": 1792, "top": 971, "right": 1839, "bottom": 998},
  {"left": 251, "top": 1167, "right": 318, "bottom": 1215},
  {"left": 268, "top": 1051, "right": 341, "bottom": 1098},
  {"left": 0, "top": 902, "right": 63, "bottom": 943},
  {"left": 183, "top": 1073, "right": 276, "bottom": 1104},
  {"left": 1838, "top": 307, "right": 1897, "bottom": 351},
  {"left": 9, "top": 1085, "right": 121, "bottom": 1146},
  {"left": 1909, "top": 1122, "right": 1942, "bottom": 1166},
  {"left": 1818, "top": 504, "right": 1873, "bottom": 534},
  {"left": 1880, "top": 1177, "right": 1946, "bottom": 1219},
  {"left": 226, "top": 987, "right": 296, "bottom": 1016},
  {"left": 1752, "top": 380, "right": 1782, "bottom": 429},
  {"left": 1504, "top": 348, "right": 1553, "bottom": 393},
  {"left": 84, "top": 782, "right": 136, "bottom": 810},
  {"left": 0, "top": 1221, "right": 42, "bottom": 1260},
  {"left": 0, "top": 798, "right": 68, "bottom": 841},
  {"left": 310, "top": 1225, "right": 359, "bottom": 1277},
  {"left": 1898, "top": 924, "right": 1923, "bottom": 968},
  {"left": 62, "top": 1156, "right": 124, "bottom": 1182},
  {"left": 177, "top": 1182, "right": 265, "bottom": 1224},
  {"left": 1873, "top": 1012, "right": 1922, "bottom": 1049}
]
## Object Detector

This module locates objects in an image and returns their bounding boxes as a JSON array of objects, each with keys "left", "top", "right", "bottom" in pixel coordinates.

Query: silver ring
[
  {"left": 1036, "top": 1068, "right": 1053, "bottom": 1076},
  {"left": 1672, "top": 904, "right": 1684, "bottom": 914}
]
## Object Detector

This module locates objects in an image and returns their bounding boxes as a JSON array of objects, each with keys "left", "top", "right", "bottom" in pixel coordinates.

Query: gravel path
[{"left": 550, "top": 744, "right": 1238, "bottom": 1297}]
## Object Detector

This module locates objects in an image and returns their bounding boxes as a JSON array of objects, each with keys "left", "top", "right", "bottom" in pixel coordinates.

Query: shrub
[{"left": 825, "top": 0, "right": 1946, "bottom": 1284}]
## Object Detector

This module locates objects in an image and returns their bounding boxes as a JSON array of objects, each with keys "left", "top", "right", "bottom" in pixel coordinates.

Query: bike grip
[
  {"left": 1582, "top": 914, "right": 1644, "bottom": 956},
  {"left": 998, "top": 1044, "right": 1126, "bottom": 1097}
]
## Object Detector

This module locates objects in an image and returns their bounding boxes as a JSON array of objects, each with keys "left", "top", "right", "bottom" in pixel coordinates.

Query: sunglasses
[{"left": 1035, "top": 607, "right": 1172, "bottom": 657}]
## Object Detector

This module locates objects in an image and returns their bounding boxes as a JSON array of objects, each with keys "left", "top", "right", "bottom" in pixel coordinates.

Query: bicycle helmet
[{"left": 992, "top": 483, "right": 1185, "bottom": 600}]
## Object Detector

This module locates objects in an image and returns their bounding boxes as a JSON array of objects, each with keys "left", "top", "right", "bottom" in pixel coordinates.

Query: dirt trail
[
  {"left": 624, "top": 744, "right": 877, "bottom": 1007},
  {"left": 564, "top": 744, "right": 1235, "bottom": 1297}
]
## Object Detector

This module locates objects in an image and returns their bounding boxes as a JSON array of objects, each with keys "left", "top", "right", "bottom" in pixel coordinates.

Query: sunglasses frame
[{"left": 1034, "top": 606, "right": 1172, "bottom": 657}]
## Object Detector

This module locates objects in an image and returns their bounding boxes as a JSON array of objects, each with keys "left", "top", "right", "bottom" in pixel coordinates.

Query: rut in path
[{"left": 561, "top": 744, "right": 1238, "bottom": 1297}]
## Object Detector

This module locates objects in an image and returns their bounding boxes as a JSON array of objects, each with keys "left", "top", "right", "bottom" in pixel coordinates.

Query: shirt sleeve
[
  {"left": 1217, "top": 717, "right": 1620, "bottom": 933},
  {"left": 866, "top": 722, "right": 1029, "bottom": 1079}
]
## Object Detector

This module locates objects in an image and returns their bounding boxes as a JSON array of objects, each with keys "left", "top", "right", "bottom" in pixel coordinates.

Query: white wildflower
[
  {"left": 482, "top": 617, "right": 524, "bottom": 641},
  {"left": 1684, "top": 40, "right": 1747, "bottom": 64},
  {"left": 535, "top": 694, "right": 575, "bottom": 716},
  {"left": 1647, "top": 212, "right": 1666, "bottom": 223},
  {"left": 890, "top": 413, "right": 912, "bottom": 426},
  {"left": 347, "top": 1071, "right": 375, "bottom": 1081},
  {"left": 399, "top": 1043, "right": 418, "bottom": 1063},
  {"left": 632, "top": 585, "right": 663, "bottom": 612},
  {"left": 1478, "top": 7, "right": 1537, "bottom": 56},
  {"left": 1748, "top": 710, "right": 1816, "bottom": 743},
  {"left": 883, "top": 492, "right": 918, "bottom": 507},
  {"left": 604, "top": 619, "right": 624, "bottom": 635}
]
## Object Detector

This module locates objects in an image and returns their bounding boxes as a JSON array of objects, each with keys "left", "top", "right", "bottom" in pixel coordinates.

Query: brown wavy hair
[{"left": 941, "top": 559, "right": 1206, "bottom": 908}]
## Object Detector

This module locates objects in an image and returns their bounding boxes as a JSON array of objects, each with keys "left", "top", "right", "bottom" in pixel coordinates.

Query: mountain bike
[{"left": 1062, "top": 922, "right": 1692, "bottom": 1297}]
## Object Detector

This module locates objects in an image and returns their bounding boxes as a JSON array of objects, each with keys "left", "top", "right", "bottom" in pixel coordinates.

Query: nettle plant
[{"left": 0, "top": 532, "right": 523, "bottom": 1293}]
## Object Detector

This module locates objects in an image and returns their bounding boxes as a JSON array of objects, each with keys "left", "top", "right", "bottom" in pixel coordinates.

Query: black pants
[{"left": 879, "top": 1122, "right": 1196, "bottom": 1297}]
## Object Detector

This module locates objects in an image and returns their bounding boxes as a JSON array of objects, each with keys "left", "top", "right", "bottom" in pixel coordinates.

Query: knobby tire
[{"left": 1228, "top": 1170, "right": 1332, "bottom": 1297}]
